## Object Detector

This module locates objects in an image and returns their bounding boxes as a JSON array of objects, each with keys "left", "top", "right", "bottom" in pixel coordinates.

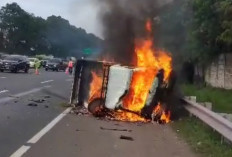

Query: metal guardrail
[{"left": 182, "top": 97, "right": 232, "bottom": 143}]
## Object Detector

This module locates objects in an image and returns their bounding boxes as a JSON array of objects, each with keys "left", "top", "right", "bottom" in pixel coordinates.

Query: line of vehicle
[
  {"left": 0, "top": 86, "right": 51, "bottom": 104},
  {"left": 41, "top": 80, "right": 54, "bottom": 84},
  {"left": 0, "top": 90, "right": 9, "bottom": 94},
  {"left": 10, "top": 107, "right": 72, "bottom": 157}
]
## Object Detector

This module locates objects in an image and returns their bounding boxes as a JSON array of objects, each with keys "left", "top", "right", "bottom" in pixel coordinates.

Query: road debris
[
  {"left": 120, "top": 135, "right": 134, "bottom": 141},
  {"left": 100, "top": 127, "right": 132, "bottom": 132},
  {"left": 28, "top": 103, "right": 38, "bottom": 107},
  {"left": 73, "top": 106, "right": 89, "bottom": 116},
  {"left": 30, "top": 99, "right": 45, "bottom": 103},
  {"left": 44, "top": 95, "right": 51, "bottom": 99}
]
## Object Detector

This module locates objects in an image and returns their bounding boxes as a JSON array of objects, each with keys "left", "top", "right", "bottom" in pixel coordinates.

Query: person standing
[{"left": 68, "top": 59, "right": 73, "bottom": 75}]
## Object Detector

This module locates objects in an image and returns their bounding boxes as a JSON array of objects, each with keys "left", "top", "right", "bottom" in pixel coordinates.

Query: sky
[{"left": 0, "top": 0, "right": 102, "bottom": 37}]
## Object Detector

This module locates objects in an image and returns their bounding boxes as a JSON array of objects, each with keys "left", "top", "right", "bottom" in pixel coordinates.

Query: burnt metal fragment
[
  {"left": 120, "top": 135, "right": 134, "bottom": 141},
  {"left": 100, "top": 127, "right": 132, "bottom": 132}
]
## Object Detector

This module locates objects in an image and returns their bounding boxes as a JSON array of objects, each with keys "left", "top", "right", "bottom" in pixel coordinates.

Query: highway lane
[
  {"left": 0, "top": 69, "right": 72, "bottom": 98},
  {"left": 0, "top": 69, "right": 73, "bottom": 157}
]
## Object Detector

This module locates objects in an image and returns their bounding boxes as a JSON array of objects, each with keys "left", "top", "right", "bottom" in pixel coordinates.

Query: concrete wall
[{"left": 205, "top": 54, "right": 232, "bottom": 89}]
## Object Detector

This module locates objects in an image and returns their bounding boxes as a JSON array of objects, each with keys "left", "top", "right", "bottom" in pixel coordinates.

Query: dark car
[
  {"left": 0, "top": 55, "right": 30, "bottom": 73},
  {"left": 41, "top": 60, "right": 48, "bottom": 68},
  {"left": 45, "top": 58, "right": 67, "bottom": 71}
]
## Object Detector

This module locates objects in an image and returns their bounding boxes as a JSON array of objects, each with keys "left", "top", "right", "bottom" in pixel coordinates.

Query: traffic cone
[
  {"left": 65, "top": 67, "right": 69, "bottom": 74},
  {"left": 35, "top": 68, "right": 39, "bottom": 75}
]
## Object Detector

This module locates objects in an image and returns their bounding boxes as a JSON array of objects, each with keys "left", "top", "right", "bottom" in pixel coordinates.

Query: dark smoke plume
[{"left": 98, "top": 0, "right": 171, "bottom": 65}]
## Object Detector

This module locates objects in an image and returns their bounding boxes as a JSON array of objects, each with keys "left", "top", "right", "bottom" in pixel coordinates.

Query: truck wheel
[{"left": 88, "top": 98, "right": 105, "bottom": 117}]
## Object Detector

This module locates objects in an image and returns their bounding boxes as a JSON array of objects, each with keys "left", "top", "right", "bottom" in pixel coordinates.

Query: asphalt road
[
  {"left": 23, "top": 114, "right": 197, "bottom": 157},
  {"left": 0, "top": 69, "right": 197, "bottom": 157},
  {"left": 0, "top": 69, "right": 73, "bottom": 157}
]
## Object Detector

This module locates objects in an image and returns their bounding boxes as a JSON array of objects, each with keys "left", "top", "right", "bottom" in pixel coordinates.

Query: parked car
[
  {"left": 0, "top": 55, "right": 30, "bottom": 73},
  {"left": 45, "top": 58, "right": 67, "bottom": 71},
  {"left": 41, "top": 59, "right": 48, "bottom": 68},
  {"left": 29, "top": 58, "right": 40, "bottom": 68}
]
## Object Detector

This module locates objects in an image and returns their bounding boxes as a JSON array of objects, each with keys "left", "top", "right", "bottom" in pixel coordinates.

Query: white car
[{"left": 29, "top": 58, "right": 40, "bottom": 68}]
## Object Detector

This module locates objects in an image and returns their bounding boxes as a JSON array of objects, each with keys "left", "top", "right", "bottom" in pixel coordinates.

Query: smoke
[{"left": 97, "top": 0, "right": 171, "bottom": 65}]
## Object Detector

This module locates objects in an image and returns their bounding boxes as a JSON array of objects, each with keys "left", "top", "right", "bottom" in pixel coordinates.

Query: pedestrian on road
[
  {"left": 35, "top": 60, "right": 40, "bottom": 75},
  {"left": 68, "top": 59, "right": 73, "bottom": 75}
]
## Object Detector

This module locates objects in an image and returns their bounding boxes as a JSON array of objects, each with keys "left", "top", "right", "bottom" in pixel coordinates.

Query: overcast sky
[{"left": 0, "top": 0, "right": 102, "bottom": 37}]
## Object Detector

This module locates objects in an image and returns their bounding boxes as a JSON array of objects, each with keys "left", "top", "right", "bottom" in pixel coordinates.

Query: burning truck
[{"left": 70, "top": 20, "right": 175, "bottom": 124}]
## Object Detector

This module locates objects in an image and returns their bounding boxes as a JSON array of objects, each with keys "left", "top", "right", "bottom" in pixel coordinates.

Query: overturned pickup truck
[{"left": 70, "top": 59, "right": 176, "bottom": 123}]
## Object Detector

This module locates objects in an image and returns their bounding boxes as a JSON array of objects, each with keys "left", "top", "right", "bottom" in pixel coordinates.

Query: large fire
[
  {"left": 88, "top": 20, "right": 172, "bottom": 123},
  {"left": 117, "top": 20, "right": 172, "bottom": 122}
]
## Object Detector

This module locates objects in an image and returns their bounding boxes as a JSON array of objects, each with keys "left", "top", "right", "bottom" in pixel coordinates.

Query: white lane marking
[
  {"left": 66, "top": 78, "right": 73, "bottom": 82},
  {"left": 41, "top": 80, "right": 54, "bottom": 84},
  {"left": 0, "top": 77, "right": 6, "bottom": 79},
  {"left": 28, "top": 107, "right": 72, "bottom": 143},
  {"left": 10, "top": 107, "right": 72, "bottom": 157},
  {"left": 0, "top": 90, "right": 9, "bottom": 94},
  {"left": 10, "top": 146, "right": 30, "bottom": 157},
  {"left": 0, "top": 86, "right": 51, "bottom": 104}
]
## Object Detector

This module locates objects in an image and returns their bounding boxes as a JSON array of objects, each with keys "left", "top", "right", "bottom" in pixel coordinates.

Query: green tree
[
  {"left": 0, "top": 3, "right": 102, "bottom": 57},
  {"left": 217, "top": 0, "right": 232, "bottom": 50}
]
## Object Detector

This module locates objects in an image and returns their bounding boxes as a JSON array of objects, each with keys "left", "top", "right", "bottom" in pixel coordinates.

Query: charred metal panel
[{"left": 105, "top": 65, "right": 133, "bottom": 110}]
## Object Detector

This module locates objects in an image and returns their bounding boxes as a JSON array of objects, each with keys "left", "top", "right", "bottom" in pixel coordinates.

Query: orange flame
[
  {"left": 146, "top": 19, "right": 152, "bottom": 33},
  {"left": 117, "top": 20, "right": 172, "bottom": 123},
  {"left": 161, "top": 111, "right": 171, "bottom": 123},
  {"left": 113, "top": 110, "right": 147, "bottom": 122},
  {"left": 88, "top": 71, "right": 102, "bottom": 103},
  {"left": 88, "top": 19, "right": 172, "bottom": 123},
  {"left": 153, "top": 103, "right": 171, "bottom": 123}
]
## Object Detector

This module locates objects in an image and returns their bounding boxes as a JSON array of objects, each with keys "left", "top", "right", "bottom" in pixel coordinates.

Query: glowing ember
[
  {"left": 88, "top": 71, "right": 102, "bottom": 103},
  {"left": 113, "top": 110, "right": 147, "bottom": 122},
  {"left": 161, "top": 111, "right": 171, "bottom": 123},
  {"left": 146, "top": 19, "right": 152, "bottom": 33}
]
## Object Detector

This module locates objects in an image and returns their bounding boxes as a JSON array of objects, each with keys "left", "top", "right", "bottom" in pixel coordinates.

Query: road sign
[{"left": 83, "top": 48, "right": 92, "bottom": 55}]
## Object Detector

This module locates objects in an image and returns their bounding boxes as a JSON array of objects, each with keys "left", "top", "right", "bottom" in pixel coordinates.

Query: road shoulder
[{"left": 23, "top": 113, "right": 197, "bottom": 157}]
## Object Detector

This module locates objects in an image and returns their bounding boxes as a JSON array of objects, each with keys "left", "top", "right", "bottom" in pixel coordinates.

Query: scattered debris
[
  {"left": 120, "top": 135, "right": 134, "bottom": 141},
  {"left": 14, "top": 101, "right": 18, "bottom": 103},
  {"left": 31, "top": 99, "right": 45, "bottom": 103},
  {"left": 44, "top": 95, "right": 51, "bottom": 99},
  {"left": 44, "top": 105, "right": 49, "bottom": 108},
  {"left": 114, "top": 123, "right": 122, "bottom": 126},
  {"left": 73, "top": 106, "right": 89, "bottom": 116},
  {"left": 100, "top": 127, "right": 132, "bottom": 132},
  {"left": 28, "top": 103, "right": 38, "bottom": 107},
  {"left": 9, "top": 95, "right": 19, "bottom": 98},
  {"left": 76, "top": 129, "right": 80, "bottom": 132}
]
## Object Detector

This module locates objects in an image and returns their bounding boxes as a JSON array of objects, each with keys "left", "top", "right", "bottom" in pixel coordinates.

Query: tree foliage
[
  {"left": 0, "top": 3, "right": 102, "bottom": 57},
  {"left": 157, "top": 0, "right": 232, "bottom": 65}
]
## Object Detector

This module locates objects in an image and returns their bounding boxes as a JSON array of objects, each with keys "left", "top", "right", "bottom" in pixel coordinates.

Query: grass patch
[
  {"left": 172, "top": 117, "right": 232, "bottom": 157},
  {"left": 181, "top": 84, "right": 232, "bottom": 113},
  {"left": 60, "top": 102, "right": 70, "bottom": 108}
]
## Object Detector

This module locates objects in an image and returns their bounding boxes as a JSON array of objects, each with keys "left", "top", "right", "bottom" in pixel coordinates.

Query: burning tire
[{"left": 88, "top": 98, "right": 106, "bottom": 117}]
